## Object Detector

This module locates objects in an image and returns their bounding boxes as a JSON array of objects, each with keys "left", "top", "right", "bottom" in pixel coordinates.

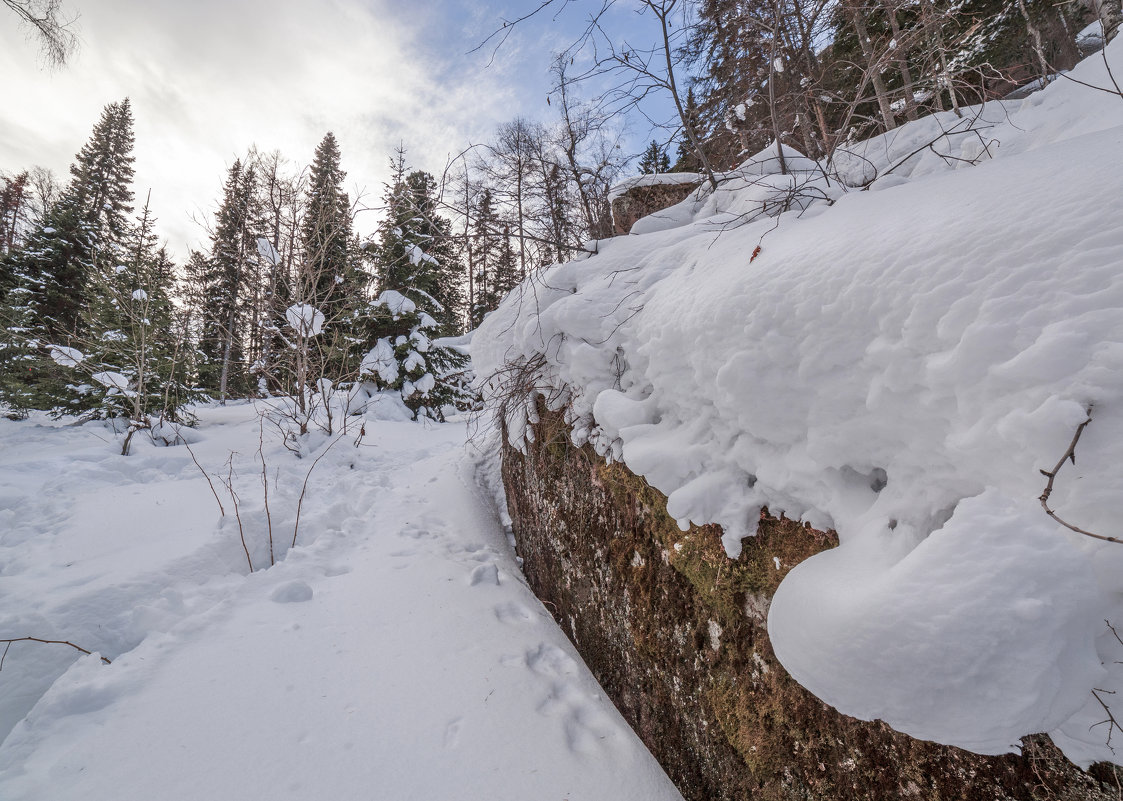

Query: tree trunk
[{"left": 851, "top": 5, "right": 897, "bottom": 132}]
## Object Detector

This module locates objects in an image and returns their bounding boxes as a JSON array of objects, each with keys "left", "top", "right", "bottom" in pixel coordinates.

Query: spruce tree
[
  {"left": 9, "top": 99, "right": 136, "bottom": 342},
  {"left": 673, "top": 88, "right": 705, "bottom": 171},
  {"left": 469, "top": 188, "right": 500, "bottom": 328},
  {"left": 638, "top": 141, "right": 671, "bottom": 174},
  {"left": 373, "top": 160, "right": 462, "bottom": 332},
  {"left": 68, "top": 98, "right": 136, "bottom": 244},
  {"left": 194, "top": 159, "right": 260, "bottom": 400},
  {"left": 358, "top": 151, "right": 473, "bottom": 419},
  {"left": 0, "top": 171, "right": 30, "bottom": 254},
  {"left": 65, "top": 198, "right": 196, "bottom": 431},
  {"left": 493, "top": 226, "right": 520, "bottom": 301},
  {"left": 300, "top": 132, "right": 359, "bottom": 322},
  {"left": 0, "top": 100, "right": 137, "bottom": 415}
]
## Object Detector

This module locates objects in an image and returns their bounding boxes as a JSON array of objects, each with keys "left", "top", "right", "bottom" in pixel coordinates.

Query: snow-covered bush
[{"left": 353, "top": 290, "right": 475, "bottom": 421}]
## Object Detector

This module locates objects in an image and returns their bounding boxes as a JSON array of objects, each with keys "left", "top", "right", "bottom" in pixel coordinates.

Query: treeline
[
  {"left": 635, "top": 0, "right": 1108, "bottom": 176},
  {"left": 0, "top": 73, "right": 626, "bottom": 431}
]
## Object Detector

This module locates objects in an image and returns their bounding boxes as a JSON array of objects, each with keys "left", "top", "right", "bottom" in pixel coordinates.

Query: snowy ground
[{"left": 0, "top": 402, "right": 682, "bottom": 800}]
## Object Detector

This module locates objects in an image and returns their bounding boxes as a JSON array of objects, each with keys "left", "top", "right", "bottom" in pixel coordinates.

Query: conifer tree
[
  {"left": 493, "top": 226, "right": 520, "bottom": 300},
  {"left": 470, "top": 188, "right": 500, "bottom": 328},
  {"left": 358, "top": 150, "right": 473, "bottom": 419},
  {"left": 299, "top": 132, "right": 359, "bottom": 322},
  {"left": 373, "top": 156, "right": 462, "bottom": 332},
  {"left": 6, "top": 99, "right": 136, "bottom": 342},
  {"left": 0, "top": 171, "right": 30, "bottom": 254},
  {"left": 0, "top": 100, "right": 137, "bottom": 415},
  {"left": 673, "top": 88, "right": 705, "bottom": 171},
  {"left": 63, "top": 196, "right": 196, "bottom": 433},
  {"left": 638, "top": 140, "right": 671, "bottom": 174},
  {"left": 68, "top": 98, "right": 136, "bottom": 243},
  {"left": 195, "top": 159, "right": 260, "bottom": 400}
]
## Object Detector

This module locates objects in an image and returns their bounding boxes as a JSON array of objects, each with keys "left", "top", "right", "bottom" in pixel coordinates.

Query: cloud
[{"left": 0, "top": 0, "right": 548, "bottom": 257}]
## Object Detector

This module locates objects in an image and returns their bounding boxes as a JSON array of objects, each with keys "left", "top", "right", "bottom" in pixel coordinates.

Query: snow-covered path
[{"left": 0, "top": 404, "right": 681, "bottom": 800}]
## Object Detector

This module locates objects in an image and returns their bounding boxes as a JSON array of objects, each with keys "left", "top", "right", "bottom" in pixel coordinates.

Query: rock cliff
[{"left": 501, "top": 407, "right": 1120, "bottom": 800}]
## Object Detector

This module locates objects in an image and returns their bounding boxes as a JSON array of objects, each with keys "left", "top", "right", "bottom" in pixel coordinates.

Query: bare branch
[
  {"left": 3, "top": 0, "right": 79, "bottom": 67},
  {"left": 0, "top": 636, "right": 110, "bottom": 665},
  {"left": 1039, "top": 411, "right": 1123, "bottom": 545}
]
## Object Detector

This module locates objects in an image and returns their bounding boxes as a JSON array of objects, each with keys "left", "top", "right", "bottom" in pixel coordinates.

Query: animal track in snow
[
  {"left": 469, "top": 563, "right": 500, "bottom": 586},
  {"left": 493, "top": 602, "right": 534, "bottom": 625},
  {"left": 524, "top": 643, "right": 578, "bottom": 677},
  {"left": 442, "top": 717, "right": 463, "bottom": 749}
]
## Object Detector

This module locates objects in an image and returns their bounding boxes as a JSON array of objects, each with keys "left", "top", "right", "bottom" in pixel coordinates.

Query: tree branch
[
  {"left": 0, "top": 636, "right": 111, "bottom": 666},
  {"left": 1039, "top": 411, "right": 1123, "bottom": 545}
]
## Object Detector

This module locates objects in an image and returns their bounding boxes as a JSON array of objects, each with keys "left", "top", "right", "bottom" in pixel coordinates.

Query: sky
[{"left": 0, "top": 0, "right": 642, "bottom": 258}]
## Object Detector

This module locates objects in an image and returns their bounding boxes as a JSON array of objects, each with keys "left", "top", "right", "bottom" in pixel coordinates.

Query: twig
[
  {"left": 1107, "top": 620, "right": 1123, "bottom": 652},
  {"left": 0, "top": 637, "right": 111, "bottom": 666},
  {"left": 226, "top": 458, "right": 254, "bottom": 572},
  {"left": 259, "top": 418, "right": 275, "bottom": 567},
  {"left": 1091, "top": 688, "right": 1121, "bottom": 754},
  {"left": 183, "top": 438, "right": 225, "bottom": 517},
  {"left": 291, "top": 433, "right": 346, "bottom": 549},
  {"left": 1038, "top": 411, "right": 1123, "bottom": 545}
]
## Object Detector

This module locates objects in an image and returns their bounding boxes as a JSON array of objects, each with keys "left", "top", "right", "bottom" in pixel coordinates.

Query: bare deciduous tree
[{"left": 3, "top": 0, "right": 79, "bottom": 67}]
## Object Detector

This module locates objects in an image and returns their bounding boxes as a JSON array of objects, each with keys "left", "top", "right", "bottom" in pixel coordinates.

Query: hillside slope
[{"left": 474, "top": 40, "right": 1123, "bottom": 766}]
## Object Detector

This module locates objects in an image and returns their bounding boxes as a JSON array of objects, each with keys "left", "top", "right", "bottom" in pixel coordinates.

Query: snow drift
[{"left": 473, "top": 40, "right": 1123, "bottom": 766}]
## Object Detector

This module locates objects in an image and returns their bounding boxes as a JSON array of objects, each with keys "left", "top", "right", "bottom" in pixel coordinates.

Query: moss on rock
[{"left": 501, "top": 406, "right": 1120, "bottom": 801}]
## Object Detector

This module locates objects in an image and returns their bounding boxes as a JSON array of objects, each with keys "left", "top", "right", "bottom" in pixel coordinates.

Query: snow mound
[
  {"left": 270, "top": 580, "right": 313, "bottom": 603},
  {"left": 373, "top": 289, "right": 416, "bottom": 317},
  {"left": 474, "top": 39, "right": 1123, "bottom": 764},
  {"left": 608, "top": 171, "right": 702, "bottom": 202},
  {"left": 49, "top": 346, "right": 84, "bottom": 368},
  {"left": 285, "top": 303, "right": 325, "bottom": 336}
]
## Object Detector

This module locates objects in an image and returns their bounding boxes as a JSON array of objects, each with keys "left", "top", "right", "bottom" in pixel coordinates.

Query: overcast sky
[{"left": 1, "top": 0, "right": 613, "bottom": 257}]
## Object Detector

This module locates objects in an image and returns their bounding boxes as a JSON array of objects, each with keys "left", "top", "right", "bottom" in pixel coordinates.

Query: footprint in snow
[
  {"left": 443, "top": 717, "right": 463, "bottom": 749},
  {"left": 469, "top": 563, "right": 500, "bottom": 586},
  {"left": 399, "top": 527, "right": 431, "bottom": 540},
  {"left": 535, "top": 680, "right": 620, "bottom": 754},
  {"left": 271, "top": 580, "right": 313, "bottom": 603},
  {"left": 493, "top": 602, "right": 534, "bottom": 625},
  {"left": 524, "top": 643, "right": 577, "bottom": 678}
]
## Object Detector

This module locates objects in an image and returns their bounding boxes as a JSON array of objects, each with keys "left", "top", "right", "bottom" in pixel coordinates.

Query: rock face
[
  {"left": 501, "top": 407, "right": 1120, "bottom": 801},
  {"left": 610, "top": 180, "right": 701, "bottom": 235}
]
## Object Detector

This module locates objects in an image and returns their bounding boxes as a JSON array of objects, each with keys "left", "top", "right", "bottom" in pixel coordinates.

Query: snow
[
  {"left": 373, "top": 289, "right": 416, "bottom": 318},
  {"left": 0, "top": 404, "right": 681, "bottom": 800},
  {"left": 406, "top": 243, "right": 438, "bottom": 266},
  {"left": 48, "top": 346, "right": 84, "bottom": 368},
  {"left": 285, "top": 303, "right": 325, "bottom": 337},
  {"left": 607, "top": 171, "right": 702, "bottom": 202},
  {"left": 360, "top": 338, "right": 399, "bottom": 384},
  {"left": 414, "top": 372, "right": 436, "bottom": 396},
  {"left": 256, "top": 237, "right": 281, "bottom": 266},
  {"left": 130, "top": 289, "right": 147, "bottom": 302},
  {"left": 90, "top": 371, "right": 132, "bottom": 395},
  {"left": 404, "top": 349, "right": 425, "bottom": 373},
  {"left": 473, "top": 40, "right": 1123, "bottom": 765}
]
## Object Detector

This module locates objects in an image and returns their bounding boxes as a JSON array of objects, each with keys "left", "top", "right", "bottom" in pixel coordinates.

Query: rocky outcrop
[
  {"left": 501, "top": 406, "right": 1120, "bottom": 801},
  {"left": 610, "top": 179, "right": 701, "bottom": 235}
]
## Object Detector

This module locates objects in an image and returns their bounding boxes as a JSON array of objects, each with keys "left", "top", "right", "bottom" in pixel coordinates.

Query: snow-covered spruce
[
  {"left": 473, "top": 40, "right": 1123, "bottom": 766},
  {"left": 354, "top": 290, "right": 475, "bottom": 420}
]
